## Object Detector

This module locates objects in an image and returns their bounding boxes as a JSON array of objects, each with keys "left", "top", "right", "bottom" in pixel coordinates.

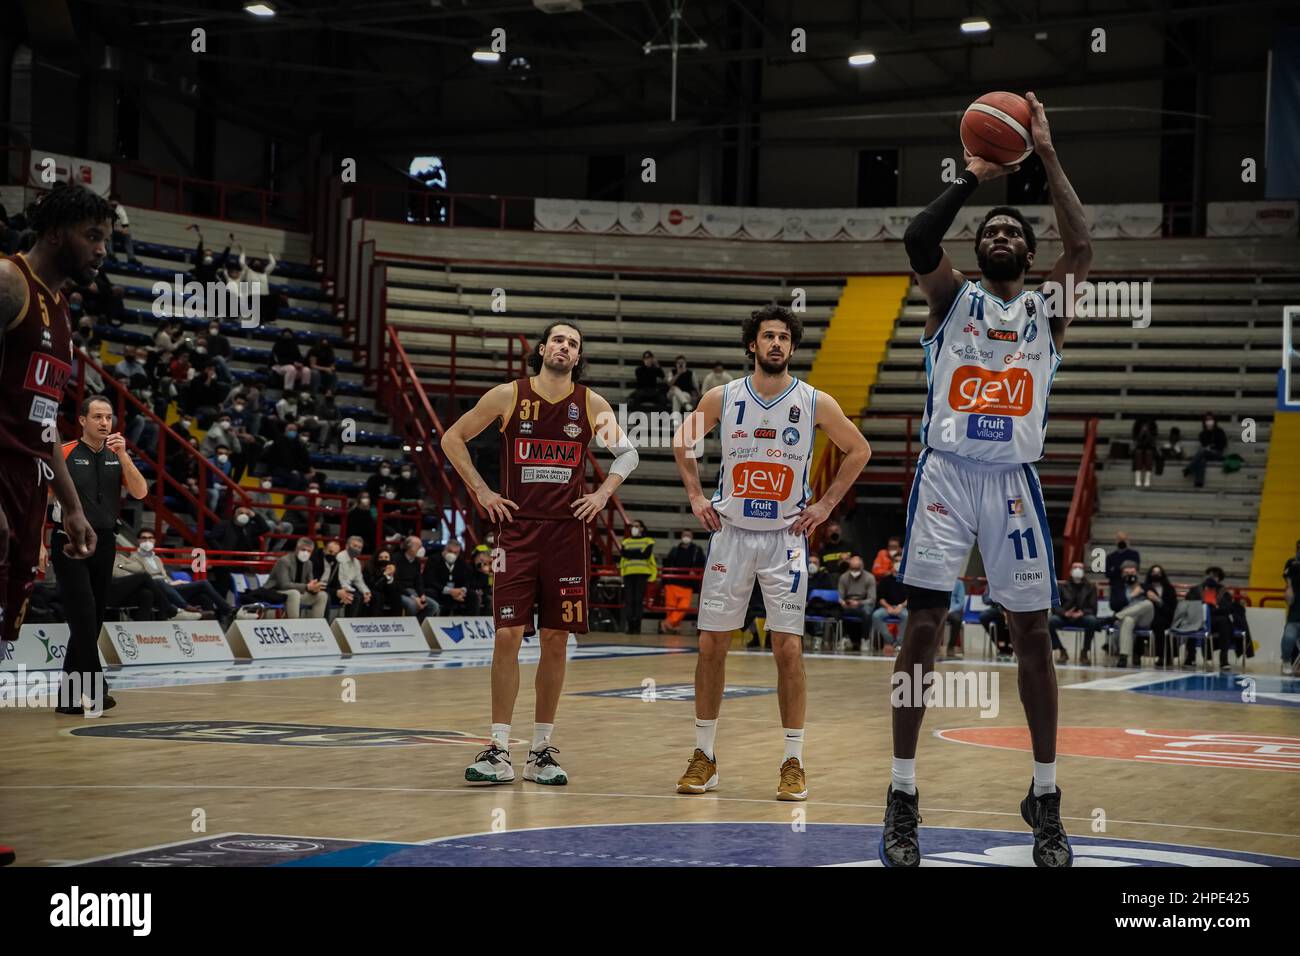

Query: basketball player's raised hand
[
  {"left": 963, "top": 148, "right": 1020, "bottom": 183},
  {"left": 1025, "top": 91, "right": 1053, "bottom": 154},
  {"left": 570, "top": 488, "right": 610, "bottom": 523},
  {"left": 689, "top": 494, "right": 722, "bottom": 533},
  {"left": 478, "top": 487, "right": 519, "bottom": 523},
  {"left": 790, "top": 500, "right": 831, "bottom": 537}
]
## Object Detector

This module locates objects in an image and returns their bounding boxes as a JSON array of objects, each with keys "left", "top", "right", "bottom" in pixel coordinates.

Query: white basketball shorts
[
  {"left": 697, "top": 523, "right": 808, "bottom": 635},
  {"left": 898, "top": 448, "right": 1059, "bottom": 612}
]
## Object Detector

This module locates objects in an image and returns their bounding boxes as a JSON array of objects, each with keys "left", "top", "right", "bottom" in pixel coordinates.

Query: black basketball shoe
[
  {"left": 1020, "top": 780, "right": 1073, "bottom": 867},
  {"left": 879, "top": 785, "right": 922, "bottom": 867}
]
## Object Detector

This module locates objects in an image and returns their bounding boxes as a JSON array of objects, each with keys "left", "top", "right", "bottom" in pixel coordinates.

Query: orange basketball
[{"left": 960, "top": 92, "right": 1033, "bottom": 165}]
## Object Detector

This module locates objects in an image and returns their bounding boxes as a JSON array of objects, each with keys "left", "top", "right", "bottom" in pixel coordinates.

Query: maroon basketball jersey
[
  {"left": 0, "top": 253, "right": 73, "bottom": 462},
  {"left": 499, "top": 376, "right": 593, "bottom": 520}
]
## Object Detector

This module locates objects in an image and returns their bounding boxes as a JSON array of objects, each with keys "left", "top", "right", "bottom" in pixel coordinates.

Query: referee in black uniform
[{"left": 53, "top": 395, "right": 148, "bottom": 714}]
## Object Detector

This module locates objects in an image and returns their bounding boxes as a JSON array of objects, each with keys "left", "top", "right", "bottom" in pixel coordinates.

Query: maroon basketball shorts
[
  {"left": 0, "top": 451, "right": 53, "bottom": 643},
  {"left": 493, "top": 517, "right": 590, "bottom": 634}
]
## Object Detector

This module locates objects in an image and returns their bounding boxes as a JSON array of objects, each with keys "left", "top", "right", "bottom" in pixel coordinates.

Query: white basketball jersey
[
  {"left": 920, "top": 279, "right": 1062, "bottom": 464},
  {"left": 711, "top": 376, "right": 817, "bottom": 531}
]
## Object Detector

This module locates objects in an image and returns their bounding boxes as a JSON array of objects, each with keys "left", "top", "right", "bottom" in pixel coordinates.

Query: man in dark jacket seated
[
  {"left": 1049, "top": 561, "right": 1102, "bottom": 664},
  {"left": 424, "top": 539, "right": 477, "bottom": 615}
]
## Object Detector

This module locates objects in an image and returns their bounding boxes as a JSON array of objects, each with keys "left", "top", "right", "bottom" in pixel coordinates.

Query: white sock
[
  {"left": 1033, "top": 760, "right": 1057, "bottom": 796},
  {"left": 783, "top": 728, "right": 805, "bottom": 763},
  {"left": 1134, "top": 473, "right": 1142, "bottom": 487},
  {"left": 891, "top": 757, "right": 917, "bottom": 795},
  {"left": 1143, "top": 471, "right": 1151, "bottom": 487},
  {"left": 491, "top": 723, "right": 511, "bottom": 753},
  {"left": 531, "top": 722, "right": 554, "bottom": 752},
  {"left": 695, "top": 718, "right": 718, "bottom": 759}
]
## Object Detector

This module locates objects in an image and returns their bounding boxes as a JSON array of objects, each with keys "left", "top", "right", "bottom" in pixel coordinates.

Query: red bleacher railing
[
  {"left": 381, "top": 326, "right": 481, "bottom": 545},
  {"left": 1062, "top": 417, "right": 1101, "bottom": 569},
  {"left": 388, "top": 326, "right": 531, "bottom": 414},
  {"left": 64, "top": 350, "right": 256, "bottom": 546}
]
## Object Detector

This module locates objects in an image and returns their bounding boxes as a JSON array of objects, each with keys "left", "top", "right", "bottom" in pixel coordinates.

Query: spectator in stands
[
  {"left": 309, "top": 538, "right": 347, "bottom": 615},
  {"left": 205, "top": 321, "right": 233, "bottom": 383},
  {"left": 314, "top": 389, "right": 340, "bottom": 448},
  {"left": 206, "top": 444, "right": 234, "bottom": 512},
  {"left": 275, "top": 390, "right": 301, "bottom": 422},
  {"left": 365, "top": 548, "right": 402, "bottom": 617},
  {"left": 425, "top": 540, "right": 476, "bottom": 614},
  {"left": 943, "top": 578, "right": 968, "bottom": 658},
  {"left": 268, "top": 537, "right": 329, "bottom": 619},
  {"left": 169, "top": 345, "right": 196, "bottom": 392},
  {"left": 282, "top": 483, "right": 321, "bottom": 537},
  {"left": 982, "top": 601, "right": 1014, "bottom": 657},
  {"left": 118, "top": 530, "right": 234, "bottom": 626},
  {"left": 819, "top": 520, "right": 855, "bottom": 574},
  {"left": 307, "top": 340, "right": 338, "bottom": 395},
  {"left": 667, "top": 355, "right": 698, "bottom": 415},
  {"left": 107, "top": 193, "right": 139, "bottom": 264},
  {"left": 395, "top": 462, "right": 421, "bottom": 501},
  {"left": 165, "top": 433, "right": 201, "bottom": 498},
  {"left": 208, "top": 411, "right": 254, "bottom": 483},
  {"left": 660, "top": 529, "right": 705, "bottom": 634},
  {"left": 333, "top": 536, "right": 372, "bottom": 617},
  {"left": 1050, "top": 562, "right": 1101, "bottom": 664},
  {"left": 124, "top": 372, "right": 159, "bottom": 456},
  {"left": 1159, "top": 426, "right": 1184, "bottom": 473},
  {"left": 806, "top": 555, "right": 833, "bottom": 592},
  {"left": 271, "top": 328, "right": 312, "bottom": 391},
  {"left": 871, "top": 557, "right": 908, "bottom": 651},
  {"left": 224, "top": 390, "right": 263, "bottom": 447},
  {"left": 1142, "top": 564, "right": 1179, "bottom": 666},
  {"left": 114, "top": 347, "right": 148, "bottom": 382},
  {"left": 183, "top": 363, "right": 226, "bottom": 419},
  {"left": 262, "top": 421, "right": 310, "bottom": 489},
  {"left": 1112, "top": 564, "right": 1151, "bottom": 668},
  {"left": 838, "top": 554, "right": 875, "bottom": 651},
  {"left": 155, "top": 319, "right": 185, "bottom": 360},
  {"left": 620, "top": 520, "right": 656, "bottom": 634},
  {"left": 252, "top": 477, "right": 294, "bottom": 540},
  {"left": 1132, "top": 415, "right": 1158, "bottom": 489},
  {"left": 207, "top": 505, "right": 269, "bottom": 597},
  {"left": 1283, "top": 541, "right": 1300, "bottom": 676},
  {"left": 366, "top": 461, "right": 398, "bottom": 500},
  {"left": 629, "top": 351, "right": 668, "bottom": 412},
  {"left": 395, "top": 535, "right": 435, "bottom": 621},
  {"left": 347, "top": 494, "right": 378, "bottom": 551},
  {"left": 468, "top": 549, "right": 493, "bottom": 615},
  {"left": 871, "top": 536, "right": 903, "bottom": 579},
  {"left": 239, "top": 244, "right": 279, "bottom": 325},
  {"left": 1205, "top": 566, "right": 1249, "bottom": 671},
  {"left": 106, "top": 561, "right": 163, "bottom": 621},
  {"left": 188, "top": 226, "right": 232, "bottom": 285},
  {"left": 700, "top": 362, "right": 733, "bottom": 395},
  {"left": 1105, "top": 531, "right": 1140, "bottom": 613},
  {"left": 1184, "top": 412, "right": 1227, "bottom": 489}
]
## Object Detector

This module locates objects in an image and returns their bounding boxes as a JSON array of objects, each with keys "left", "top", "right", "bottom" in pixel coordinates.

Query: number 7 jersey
[{"left": 710, "top": 376, "right": 818, "bottom": 531}]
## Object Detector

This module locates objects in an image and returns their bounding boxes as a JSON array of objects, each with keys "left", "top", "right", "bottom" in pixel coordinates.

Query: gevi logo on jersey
[
  {"left": 731, "top": 461, "right": 794, "bottom": 500},
  {"left": 948, "top": 366, "right": 1033, "bottom": 416}
]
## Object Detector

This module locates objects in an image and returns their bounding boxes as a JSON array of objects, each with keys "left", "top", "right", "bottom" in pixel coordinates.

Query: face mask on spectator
[
  {"left": 217, "top": 453, "right": 229, "bottom": 464},
  {"left": 261, "top": 479, "right": 272, "bottom": 489},
  {"left": 384, "top": 489, "right": 396, "bottom": 500},
  {"left": 401, "top": 469, "right": 411, "bottom": 479},
  {"left": 297, "top": 549, "right": 312, "bottom": 562},
  {"left": 808, "top": 562, "right": 820, "bottom": 574},
  {"left": 1071, "top": 568, "right": 1084, "bottom": 582},
  {"left": 680, "top": 535, "right": 692, "bottom": 546},
  {"left": 1204, "top": 419, "right": 1214, "bottom": 429},
  {"left": 444, "top": 550, "right": 459, "bottom": 565},
  {"left": 348, "top": 545, "right": 362, "bottom": 558},
  {"left": 195, "top": 347, "right": 207, "bottom": 355},
  {"left": 209, "top": 325, "right": 219, "bottom": 335},
  {"left": 358, "top": 497, "right": 370, "bottom": 508},
  {"left": 631, "top": 525, "right": 643, "bottom": 536},
  {"left": 138, "top": 540, "right": 154, "bottom": 553},
  {"left": 380, "top": 466, "right": 391, "bottom": 476},
  {"left": 1124, "top": 574, "right": 1138, "bottom": 585},
  {"left": 850, "top": 569, "right": 862, "bottom": 578},
  {"left": 235, "top": 513, "right": 250, "bottom": 526},
  {"left": 285, "top": 429, "right": 298, "bottom": 440},
  {"left": 233, "top": 403, "right": 245, "bottom": 412},
  {"left": 416, "top": 547, "right": 427, "bottom": 559},
  {"left": 219, "top": 419, "right": 231, "bottom": 429}
]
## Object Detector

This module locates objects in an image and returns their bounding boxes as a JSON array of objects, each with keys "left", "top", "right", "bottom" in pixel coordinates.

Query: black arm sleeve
[{"left": 902, "top": 175, "right": 980, "bottom": 275}]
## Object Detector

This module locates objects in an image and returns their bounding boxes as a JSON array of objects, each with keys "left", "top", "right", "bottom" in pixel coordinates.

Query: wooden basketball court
[{"left": 3, "top": 636, "right": 1297, "bottom": 867}]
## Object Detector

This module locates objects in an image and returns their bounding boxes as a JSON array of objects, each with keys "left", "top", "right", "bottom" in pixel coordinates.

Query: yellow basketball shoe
[
  {"left": 777, "top": 757, "right": 808, "bottom": 801},
  {"left": 676, "top": 748, "right": 718, "bottom": 794}
]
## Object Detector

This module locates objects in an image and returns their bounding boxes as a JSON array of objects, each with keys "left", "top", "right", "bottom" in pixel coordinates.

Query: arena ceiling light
[
  {"left": 472, "top": 49, "right": 501, "bottom": 64},
  {"left": 243, "top": 2, "right": 276, "bottom": 17},
  {"left": 848, "top": 52, "right": 877, "bottom": 67},
  {"left": 961, "top": 18, "right": 992, "bottom": 34}
]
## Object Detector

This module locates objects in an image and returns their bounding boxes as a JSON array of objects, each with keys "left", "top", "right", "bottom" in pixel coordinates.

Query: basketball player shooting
[
  {"left": 441, "top": 321, "right": 639, "bottom": 787},
  {"left": 672, "top": 305, "right": 871, "bottom": 801},
  {"left": 880, "top": 92, "right": 1092, "bottom": 867}
]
